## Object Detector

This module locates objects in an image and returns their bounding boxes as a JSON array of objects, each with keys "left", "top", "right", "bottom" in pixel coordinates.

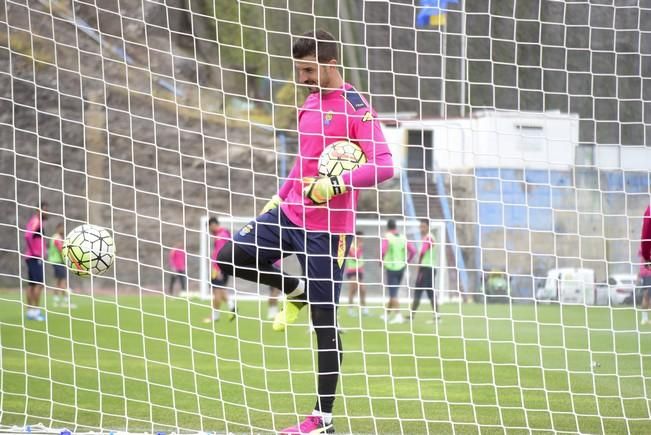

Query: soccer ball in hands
[
  {"left": 318, "top": 141, "right": 367, "bottom": 177},
  {"left": 62, "top": 224, "right": 115, "bottom": 276}
]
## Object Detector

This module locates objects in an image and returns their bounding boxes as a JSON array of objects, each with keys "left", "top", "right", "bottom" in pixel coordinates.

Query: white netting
[{"left": 1, "top": 0, "right": 650, "bottom": 433}]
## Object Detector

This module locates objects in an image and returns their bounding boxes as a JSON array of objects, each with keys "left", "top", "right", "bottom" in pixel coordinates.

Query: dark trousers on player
[
  {"left": 217, "top": 208, "right": 352, "bottom": 414},
  {"left": 168, "top": 272, "right": 186, "bottom": 294},
  {"left": 411, "top": 267, "right": 438, "bottom": 317}
]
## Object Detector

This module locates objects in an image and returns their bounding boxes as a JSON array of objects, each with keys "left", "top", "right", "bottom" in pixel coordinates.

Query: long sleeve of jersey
[
  {"left": 407, "top": 241, "right": 418, "bottom": 262},
  {"left": 419, "top": 235, "right": 433, "bottom": 262},
  {"left": 341, "top": 115, "right": 394, "bottom": 188}
]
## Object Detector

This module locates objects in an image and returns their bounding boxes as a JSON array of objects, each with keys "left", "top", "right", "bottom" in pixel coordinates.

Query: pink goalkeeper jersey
[
  {"left": 24, "top": 214, "right": 44, "bottom": 258},
  {"left": 279, "top": 83, "right": 394, "bottom": 233}
]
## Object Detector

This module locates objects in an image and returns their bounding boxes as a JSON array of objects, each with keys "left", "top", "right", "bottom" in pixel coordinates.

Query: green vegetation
[
  {"left": 1, "top": 291, "right": 650, "bottom": 434},
  {"left": 200, "top": 0, "right": 312, "bottom": 128}
]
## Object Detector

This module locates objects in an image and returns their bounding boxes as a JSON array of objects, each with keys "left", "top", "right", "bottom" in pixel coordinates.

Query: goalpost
[{"left": 1, "top": 0, "right": 651, "bottom": 434}]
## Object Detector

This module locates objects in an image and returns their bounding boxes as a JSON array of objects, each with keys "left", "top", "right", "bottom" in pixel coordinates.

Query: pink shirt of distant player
[
  {"left": 279, "top": 83, "right": 394, "bottom": 234},
  {"left": 211, "top": 227, "right": 231, "bottom": 273},
  {"left": 24, "top": 214, "right": 44, "bottom": 258},
  {"left": 169, "top": 248, "right": 186, "bottom": 273}
]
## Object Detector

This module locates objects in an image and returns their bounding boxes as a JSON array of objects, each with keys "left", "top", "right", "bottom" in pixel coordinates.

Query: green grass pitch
[{"left": 1, "top": 290, "right": 650, "bottom": 434}]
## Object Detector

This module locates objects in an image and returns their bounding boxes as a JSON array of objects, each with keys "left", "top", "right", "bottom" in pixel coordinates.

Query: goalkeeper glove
[
  {"left": 302, "top": 176, "right": 347, "bottom": 205},
  {"left": 211, "top": 265, "right": 222, "bottom": 281},
  {"left": 260, "top": 194, "right": 282, "bottom": 215}
]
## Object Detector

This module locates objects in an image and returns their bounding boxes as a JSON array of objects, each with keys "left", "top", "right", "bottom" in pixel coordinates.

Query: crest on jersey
[
  {"left": 239, "top": 224, "right": 253, "bottom": 237},
  {"left": 324, "top": 111, "right": 334, "bottom": 126}
]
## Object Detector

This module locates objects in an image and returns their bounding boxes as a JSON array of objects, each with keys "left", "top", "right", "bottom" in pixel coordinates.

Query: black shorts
[
  {"left": 232, "top": 208, "right": 353, "bottom": 307},
  {"left": 211, "top": 275, "right": 230, "bottom": 288},
  {"left": 53, "top": 264, "right": 67, "bottom": 280},
  {"left": 25, "top": 258, "right": 44, "bottom": 284},
  {"left": 385, "top": 268, "right": 405, "bottom": 298},
  {"left": 416, "top": 267, "right": 436, "bottom": 289}
]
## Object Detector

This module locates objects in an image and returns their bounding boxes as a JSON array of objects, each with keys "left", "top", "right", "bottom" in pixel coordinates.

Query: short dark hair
[
  {"left": 292, "top": 30, "right": 339, "bottom": 63},
  {"left": 387, "top": 219, "right": 397, "bottom": 230},
  {"left": 208, "top": 217, "right": 219, "bottom": 226},
  {"left": 420, "top": 218, "right": 430, "bottom": 228}
]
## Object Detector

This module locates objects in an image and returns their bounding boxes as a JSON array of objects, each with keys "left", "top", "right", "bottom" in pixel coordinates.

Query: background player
[
  {"left": 410, "top": 219, "right": 440, "bottom": 323},
  {"left": 217, "top": 29, "right": 394, "bottom": 434},
  {"left": 24, "top": 202, "right": 48, "bottom": 321},
  {"left": 48, "top": 222, "right": 71, "bottom": 308},
  {"left": 168, "top": 242, "right": 187, "bottom": 295},
  {"left": 345, "top": 231, "right": 368, "bottom": 317},
  {"left": 381, "top": 219, "right": 416, "bottom": 325},
  {"left": 204, "top": 217, "right": 235, "bottom": 323}
]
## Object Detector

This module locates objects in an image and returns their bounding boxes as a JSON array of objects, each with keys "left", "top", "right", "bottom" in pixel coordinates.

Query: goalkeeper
[{"left": 217, "top": 30, "right": 394, "bottom": 434}]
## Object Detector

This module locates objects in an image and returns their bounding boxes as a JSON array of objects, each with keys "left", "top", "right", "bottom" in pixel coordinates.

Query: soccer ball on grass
[
  {"left": 318, "top": 140, "right": 367, "bottom": 177},
  {"left": 62, "top": 224, "right": 115, "bottom": 276}
]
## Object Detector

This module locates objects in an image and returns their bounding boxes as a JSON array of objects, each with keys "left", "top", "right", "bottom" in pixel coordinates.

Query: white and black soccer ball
[
  {"left": 62, "top": 224, "right": 115, "bottom": 277},
  {"left": 318, "top": 140, "right": 367, "bottom": 177}
]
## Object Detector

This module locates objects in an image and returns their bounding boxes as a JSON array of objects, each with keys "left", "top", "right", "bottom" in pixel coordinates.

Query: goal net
[{"left": 1, "top": 0, "right": 650, "bottom": 433}]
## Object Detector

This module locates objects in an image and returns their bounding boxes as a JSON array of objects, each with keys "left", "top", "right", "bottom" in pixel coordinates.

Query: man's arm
[
  {"left": 419, "top": 236, "right": 432, "bottom": 262},
  {"left": 342, "top": 112, "right": 394, "bottom": 188},
  {"left": 210, "top": 240, "right": 219, "bottom": 264},
  {"left": 407, "top": 240, "right": 418, "bottom": 262},
  {"left": 381, "top": 238, "right": 388, "bottom": 259}
]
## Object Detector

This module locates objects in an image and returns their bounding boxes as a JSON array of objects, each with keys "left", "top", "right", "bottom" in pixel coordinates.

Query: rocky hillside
[
  {"left": 0, "top": 0, "right": 401, "bottom": 288},
  {"left": 1, "top": 0, "right": 648, "bottom": 289}
]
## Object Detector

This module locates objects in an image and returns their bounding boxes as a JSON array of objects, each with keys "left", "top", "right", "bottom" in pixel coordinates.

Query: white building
[
  {"left": 381, "top": 110, "right": 651, "bottom": 172},
  {"left": 382, "top": 110, "right": 579, "bottom": 171}
]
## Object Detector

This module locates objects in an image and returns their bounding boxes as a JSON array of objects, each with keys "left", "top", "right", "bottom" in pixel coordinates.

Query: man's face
[
  {"left": 420, "top": 222, "right": 428, "bottom": 236},
  {"left": 294, "top": 56, "right": 335, "bottom": 93},
  {"left": 209, "top": 223, "right": 218, "bottom": 234}
]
